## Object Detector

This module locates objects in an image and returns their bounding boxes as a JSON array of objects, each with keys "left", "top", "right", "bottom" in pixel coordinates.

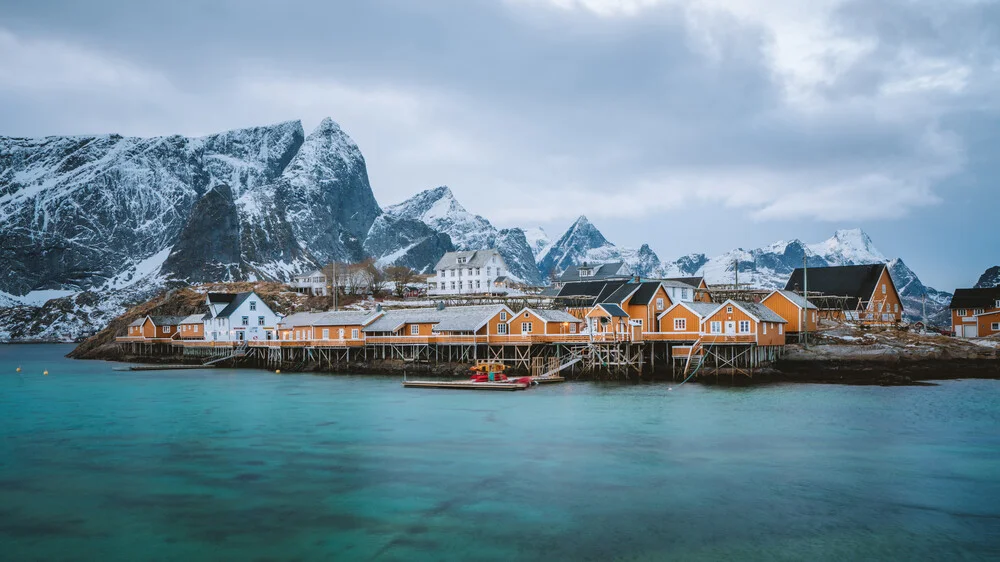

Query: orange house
[
  {"left": 950, "top": 288, "right": 1000, "bottom": 338},
  {"left": 310, "top": 310, "right": 383, "bottom": 342},
  {"left": 609, "top": 282, "right": 672, "bottom": 336},
  {"left": 432, "top": 305, "right": 516, "bottom": 339},
  {"left": 700, "top": 300, "right": 787, "bottom": 346},
  {"left": 655, "top": 301, "right": 720, "bottom": 342},
  {"left": 127, "top": 318, "right": 147, "bottom": 338},
  {"left": 585, "top": 303, "right": 631, "bottom": 339},
  {"left": 127, "top": 315, "right": 186, "bottom": 339},
  {"left": 785, "top": 264, "right": 902, "bottom": 324},
  {"left": 177, "top": 314, "right": 206, "bottom": 340},
  {"left": 761, "top": 290, "right": 819, "bottom": 334},
  {"left": 507, "top": 308, "right": 583, "bottom": 336},
  {"left": 664, "top": 277, "right": 712, "bottom": 303}
]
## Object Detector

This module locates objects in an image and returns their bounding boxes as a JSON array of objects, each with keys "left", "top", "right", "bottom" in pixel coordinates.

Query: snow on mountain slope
[
  {"left": 523, "top": 227, "right": 551, "bottom": 258},
  {"left": 384, "top": 186, "right": 542, "bottom": 284},
  {"left": 974, "top": 266, "right": 1000, "bottom": 288},
  {"left": 536, "top": 216, "right": 663, "bottom": 278},
  {"left": 658, "top": 229, "right": 951, "bottom": 325}
]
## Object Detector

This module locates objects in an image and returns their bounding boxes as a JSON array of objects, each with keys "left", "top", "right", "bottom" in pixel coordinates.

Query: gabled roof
[
  {"left": 950, "top": 287, "right": 1000, "bottom": 309},
  {"left": 603, "top": 283, "right": 642, "bottom": 305},
  {"left": 784, "top": 264, "right": 889, "bottom": 309},
  {"left": 555, "top": 280, "right": 631, "bottom": 303},
  {"left": 714, "top": 300, "right": 787, "bottom": 324},
  {"left": 765, "top": 289, "right": 818, "bottom": 310},
  {"left": 207, "top": 293, "right": 236, "bottom": 304},
  {"left": 433, "top": 250, "right": 504, "bottom": 270},
  {"left": 149, "top": 315, "right": 189, "bottom": 326},
  {"left": 433, "top": 305, "right": 512, "bottom": 332},
  {"left": 278, "top": 311, "right": 326, "bottom": 328},
  {"left": 629, "top": 282, "right": 665, "bottom": 305},
  {"left": 313, "top": 310, "right": 383, "bottom": 327},
  {"left": 129, "top": 317, "right": 147, "bottom": 327},
  {"left": 558, "top": 262, "right": 630, "bottom": 283},
  {"left": 658, "top": 301, "right": 720, "bottom": 320},
  {"left": 596, "top": 303, "right": 629, "bottom": 317},
  {"left": 216, "top": 292, "right": 263, "bottom": 318},
  {"left": 519, "top": 308, "right": 583, "bottom": 324},
  {"left": 179, "top": 314, "right": 206, "bottom": 325},
  {"left": 663, "top": 276, "right": 704, "bottom": 288}
]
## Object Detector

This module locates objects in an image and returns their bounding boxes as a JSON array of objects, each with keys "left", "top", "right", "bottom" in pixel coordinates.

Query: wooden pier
[{"left": 402, "top": 380, "right": 530, "bottom": 391}]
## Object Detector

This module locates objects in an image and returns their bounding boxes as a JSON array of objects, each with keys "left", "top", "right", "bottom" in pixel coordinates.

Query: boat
[{"left": 402, "top": 361, "right": 534, "bottom": 391}]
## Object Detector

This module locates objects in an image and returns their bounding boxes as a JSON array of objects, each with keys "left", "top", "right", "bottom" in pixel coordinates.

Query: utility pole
[
  {"left": 734, "top": 258, "right": 739, "bottom": 290},
  {"left": 802, "top": 255, "right": 809, "bottom": 349}
]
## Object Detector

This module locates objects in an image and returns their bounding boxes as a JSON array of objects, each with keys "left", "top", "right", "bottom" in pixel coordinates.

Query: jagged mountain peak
[
  {"left": 809, "top": 228, "right": 885, "bottom": 264},
  {"left": 974, "top": 266, "right": 1000, "bottom": 288}
]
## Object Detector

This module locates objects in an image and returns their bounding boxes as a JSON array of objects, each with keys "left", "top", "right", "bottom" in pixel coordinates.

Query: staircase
[
  {"left": 682, "top": 338, "right": 706, "bottom": 378},
  {"left": 203, "top": 343, "right": 248, "bottom": 366}
]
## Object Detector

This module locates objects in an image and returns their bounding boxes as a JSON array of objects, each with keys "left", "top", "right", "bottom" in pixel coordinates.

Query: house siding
[{"left": 761, "top": 293, "right": 817, "bottom": 333}]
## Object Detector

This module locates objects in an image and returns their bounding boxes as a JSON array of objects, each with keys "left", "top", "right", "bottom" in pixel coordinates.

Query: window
[
  {"left": 726, "top": 306, "right": 733, "bottom": 314},
  {"left": 500, "top": 311, "right": 507, "bottom": 321},
  {"left": 779, "top": 324, "right": 783, "bottom": 335},
  {"left": 468, "top": 268, "right": 473, "bottom": 276},
  {"left": 450, "top": 282, "right": 456, "bottom": 290},
  {"left": 439, "top": 270, "right": 444, "bottom": 278},
  {"left": 522, "top": 322, "right": 533, "bottom": 333},
  {"left": 338, "top": 328, "right": 345, "bottom": 339},
  {"left": 487, "top": 267, "right": 492, "bottom": 276},
  {"left": 250, "top": 301, "right": 257, "bottom": 311},
  {"left": 974, "top": 309, "right": 985, "bottom": 315},
  {"left": 458, "top": 269, "right": 462, "bottom": 277},
  {"left": 738, "top": 320, "right": 751, "bottom": 333},
  {"left": 410, "top": 325, "right": 420, "bottom": 335},
  {"left": 322, "top": 328, "right": 330, "bottom": 339},
  {"left": 497, "top": 323, "right": 509, "bottom": 335},
  {"left": 882, "top": 284, "right": 887, "bottom": 294},
  {"left": 457, "top": 256, "right": 467, "bottom": 264},
  {"left": 763, "top": 323, "right": 767, "bottom": 335},
  {"left": 674, "top": 318, "right": 686, "bottom": 331},
  {"left": 449, "top": 270, "right": 455, "bottom": 277},
  {"left": 656, "top": 298, "right": 664, "bottom": 311},
  {"left": 710, "top": 321, "right": 722, "bottom": 334},
  {"left": 893, "top": 304, "right": 899, "bottom": 313},
  {"left": 242, "top": 316, "right": 249, "bottom": 326},
  {"left": 958, "top": 309, "right": 967, "bottom": 316},
  {"left": 524, "top": 311, "right": 530, "bottom": 318},
  {"left": 813, "top": 312, "right": 817, "bottom": 322},
  {"left": 475, "top": 268, "right": 480, "bottom": 275},
  {"left": 164, "top": 325, "right": 171, "bottom": 333},
  {"left": 352, "top": 329, "right": 359, "bottom": 339},
  {"left": 992, "top": 323, "right": 1000, "bottom": 331},
  {"left": 682, "top": 289, "right": 689, "bottom": 300},
  {"left": 258, "top": 316, "right": 265, "bottom": 326},
  {"left": 295, "top": 330, "right": 301, "bottom": 340},
  {"left": 996, "top": 300, "right": 1000, "bottom": 309}
]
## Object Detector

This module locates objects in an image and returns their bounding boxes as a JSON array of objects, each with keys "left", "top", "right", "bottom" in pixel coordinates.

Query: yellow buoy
[
  {"left": 15, "top": 367, "right": 21, "bottom": 373},
  {"left": 275, "top": 369, "right": 281, "bottom": 374},
  {"left": 43, "top": 370, "right": 49, "bottom": 376}
]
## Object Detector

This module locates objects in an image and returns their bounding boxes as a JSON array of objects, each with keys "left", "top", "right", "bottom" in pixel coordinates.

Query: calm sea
[{"left": 1, "top": 344, "right": 998, "bottom": 561}]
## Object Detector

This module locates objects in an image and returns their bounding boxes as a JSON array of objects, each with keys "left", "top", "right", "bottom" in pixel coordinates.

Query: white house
[
  {"left": 290, "top": 269, "right": 328, "bottom": 296},
  {"left": 429, "top": 250, "right": 509, "bottom": 296},
  {"left": 203, "top": 291, "right": 282, "bottom": 343}
]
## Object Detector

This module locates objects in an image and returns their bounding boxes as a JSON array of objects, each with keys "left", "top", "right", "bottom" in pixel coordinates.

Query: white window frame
[
  {"left": 710, "top": 321, "right": 722, "bottom": 334},
  {"left": 338, "top": 328, "right": 345, "bottom": 339},
  {"left": 352, "top": 328, "right": 359, "bottom": 339},
  {"left": 410, "top": 325, "right": 420, "bottom": 336},
  {"left": 763, "top": 323, "right": 767, "bottom": 335},
  {"left": 242, "top": 316, "right": 249, "bottom": 326},
  {"left": 882, "top": 284, "right": 887, "bottom": 294},
  {"left": 958, "top": 309, "right": 967, "bottom": 316},
  {"left": 164, "top": 325, "right": 171, "bottom": 333},
  {"left": 322, "top": 328, "right": 330, "bottom": 339},
  {"left": 738, "top": 320, "right": 751, "bottom": 334},
  {"left": 250, "top": 301, "right": 257, "bottom": 311},
  {"left": 995, "top": 300, "right": 1000, "bottom": 309},
  {"left": 779, "top": 324, "right": 783, "bottom": 335},
  {"left": 992, "top": 322, "right": 1000, "bottom": 331},
  {"left": 258, "top": 316, "right": 265, "bottom": 326},
  {"left": 674, "top": 318, "right": 686, "bottom": 331},
  {"left": 500, "top": 311, "right": 507, "bottom": 321},
  {"left": 974, "top": 308, "right": 985, "bottom": 315},
  {"left": 726, "top": 306, "right": 733, "bottom": 314},
  {"left": 497, "top": 323, "right": 509, "bottom": 335},
  {"left": 656, "top": 298, "right": 664, "bottom": 311},
  {"left": 522, "top": 322, "right": 533, "bottom": 333},
  {"left": 570, "top": 323, "right": 577, "bottom": 333}
]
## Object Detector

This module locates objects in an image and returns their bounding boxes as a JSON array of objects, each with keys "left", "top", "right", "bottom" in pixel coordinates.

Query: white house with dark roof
[
  {"left": 203, "top": 291, "right": 282, "bottom": 343},
  {"left": 555, "top": 262, "right": 631, "bottom": 288},
  {"left": 429, "top": 250, "right": 509, "bottom": 296}
]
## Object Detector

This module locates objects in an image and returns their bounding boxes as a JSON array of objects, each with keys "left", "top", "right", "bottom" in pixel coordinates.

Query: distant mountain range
[{"left": 0, "top": 118, "right": 979, "bottom": 339}]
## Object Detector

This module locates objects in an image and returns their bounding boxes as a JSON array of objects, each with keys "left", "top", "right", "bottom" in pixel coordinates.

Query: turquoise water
[{"left": 1, "top": 345, "right": 999, "bottom": 561}]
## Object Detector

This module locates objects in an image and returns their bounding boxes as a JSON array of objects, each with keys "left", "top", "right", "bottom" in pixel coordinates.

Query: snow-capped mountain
[
  {"left": 0, "top": 118, "right": 384, "bottom": 340},
  {"left": 523, "top": 227, "right": 551, "bottom": 258},
  {"left": 536, "top": 216, "right": 662, "bottom": 278},
  {"left": 383, "top": 186, "right": 542, "bottom": 284},
  {"left": 657, "top": 229, "right": 950, "bottom": 325},
  {"left": 974, "top": 266, "right": 1000, "bottom": 288}
]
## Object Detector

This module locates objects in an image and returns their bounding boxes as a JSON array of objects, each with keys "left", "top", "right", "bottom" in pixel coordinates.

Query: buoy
[
  {"left": 275, "top": 369, "right": 281, "bottom": 374},
  {"left": 15, "top": 367, "right": 21, "bottom": 373},
  {"left": 43, "top": 370, "right": 49, "bottom": 376}
]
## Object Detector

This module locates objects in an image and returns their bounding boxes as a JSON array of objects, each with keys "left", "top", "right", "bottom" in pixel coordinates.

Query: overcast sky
[{"left": 2, "top": 0, "right": 998, "bottom": 290}]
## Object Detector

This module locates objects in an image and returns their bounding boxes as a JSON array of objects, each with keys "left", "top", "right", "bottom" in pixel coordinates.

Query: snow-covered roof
[
  {"left": 721, "top": 300, "right": 788, "bottom": 324},
  {"left": 149, "top": 315, "right": 189, "bottom": 326},
  {"left": 522, "top": 308, "right": 582, "bottom": 323},
  {"left": 313, "top": 310, "right": 382, "bottom": 326},
  {"left": 433, "top": 250, "right": 504, "bottom": 271},
  {"left": 768, "top": 290, "right": 818, "bottom": 310},
  {"left": 179, "top": 314, "right": 205, "bottom": 324},
  {"left": 129, "top": 317, "right": 147, "bottom": 327},
  {"left": 363, "top": 305, "right": 511, "bottom": 333},
  {"left": 559, "top": 262, "right": 630, "bottom": 283},
  {"left": 278, "top": 312, "right": 327, "bottom": 328}
]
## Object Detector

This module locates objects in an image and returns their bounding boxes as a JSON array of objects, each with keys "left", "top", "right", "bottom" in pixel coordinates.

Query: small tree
[
  {"left": 385, "top": 265, "right": 417, "bottom": 298},
  {"left": 360, "top": 259, "right": 388, "bottom": 297}
]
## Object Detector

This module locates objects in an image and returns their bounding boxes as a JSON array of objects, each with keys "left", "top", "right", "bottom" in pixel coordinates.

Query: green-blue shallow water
[{"left": 1, "top": 345, "right": 999, "bottom": 561}]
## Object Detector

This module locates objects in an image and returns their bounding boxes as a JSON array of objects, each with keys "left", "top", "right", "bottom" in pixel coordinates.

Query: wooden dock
[
  {"left": 114, "top": 364, "right": 215, "bottom": 372},
  {"left": 531, "top": 376, "right": 565, "bottom": 384},
  {"left": 402, "top": 380, "right": 530, "bottom": 391}
]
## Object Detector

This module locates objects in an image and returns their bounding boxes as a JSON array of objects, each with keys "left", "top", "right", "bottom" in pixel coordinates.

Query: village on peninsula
[{"left": 75, "top": 249, "right": 1000, "bottom": 386}]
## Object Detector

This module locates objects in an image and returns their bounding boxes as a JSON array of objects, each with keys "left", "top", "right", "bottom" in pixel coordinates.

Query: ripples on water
[{"left": 1, "top": 344, "right": 998, "bottom": 561}]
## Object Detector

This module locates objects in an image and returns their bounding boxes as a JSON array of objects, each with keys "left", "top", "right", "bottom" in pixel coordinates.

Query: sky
[{"left": 1, "top": 0, "right": 998, "bottom": 291}]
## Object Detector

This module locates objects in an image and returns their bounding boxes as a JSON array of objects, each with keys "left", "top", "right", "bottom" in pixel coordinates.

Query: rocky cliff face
[
  {"left": 363, "top": 214, "right": 455, "bottom": 273},
  {"left": 974, "top": 266, "right": 1000, "bottom": 288}
]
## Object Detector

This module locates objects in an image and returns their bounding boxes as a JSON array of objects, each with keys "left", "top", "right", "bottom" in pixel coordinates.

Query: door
[
  {"left": 338, "top": 328, "right": 345, "bottom": 340},
  {"left": 724, "top": 321, "right": 736, "bottom": 335},
  {"left": 964, "top": 324, "right": 978, "bottom": 338}
]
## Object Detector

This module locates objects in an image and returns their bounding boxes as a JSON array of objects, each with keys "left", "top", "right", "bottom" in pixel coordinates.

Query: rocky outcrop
[
  {"left": 974, "top": 266, "right": 1000, "bottom": 288},
  {"left": 363, "top": 214, "right": 455, "bottom": 273}
]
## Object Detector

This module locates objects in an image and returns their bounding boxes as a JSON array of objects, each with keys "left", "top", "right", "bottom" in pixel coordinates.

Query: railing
[
  {"left": 699, "top": 334, "right": 756, "bottom": 344},
  {"left": 641, "top": 332, "right": 700, "bottom": 342},
  {"left": 252, "top": 339, "right": 365, "bottom": 348}
]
